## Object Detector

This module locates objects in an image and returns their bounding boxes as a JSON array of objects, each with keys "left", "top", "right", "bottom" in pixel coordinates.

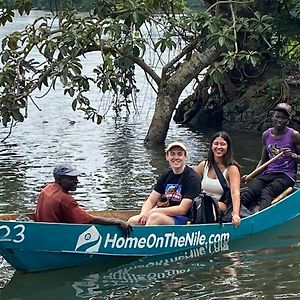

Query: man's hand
[
  {"left": 282, "top": 147, "right": 293, "bottom": 157},
  {"left": 137, "top": 212, "right": 150, "bottom": 225},
  {"left": 281, "top": 147, "right": 299, "bottom": 160},
  {"left": 139, "top": 215, "right": 147, "bottom": 225},
  {"left": 118, "top": 220, "right": 132, "bottom": 237},
  {"left": 280, "top": 148, "right": 300, "bottom": 160},
  {"left": 139, "top": 208, "right": 157, "bottom": 225},
  {"left": 241, "top": 174, "right": 249, "bottom": 183}
]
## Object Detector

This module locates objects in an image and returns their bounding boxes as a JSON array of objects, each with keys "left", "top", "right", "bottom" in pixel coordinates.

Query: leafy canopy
[{"left": 0, "top": 0, "right": 300, "bottom": 132}]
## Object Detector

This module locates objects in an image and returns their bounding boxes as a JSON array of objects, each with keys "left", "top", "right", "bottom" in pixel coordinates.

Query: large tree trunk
[
  {"left": 144, "top": 87, "right": 181, "bottom": 148},
  {"left": 144, "top": 47, "right": 222, "bottom": 148}
]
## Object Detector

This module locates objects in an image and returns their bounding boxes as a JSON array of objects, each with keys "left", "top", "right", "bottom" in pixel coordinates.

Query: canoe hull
[{"left": 0, "top": 188, "right": 300, "bottom": 272}]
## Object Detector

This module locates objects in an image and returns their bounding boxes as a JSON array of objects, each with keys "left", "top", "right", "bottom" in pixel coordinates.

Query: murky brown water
[{"left": 1, "top": 11, "right": 300, "bottom": 300}]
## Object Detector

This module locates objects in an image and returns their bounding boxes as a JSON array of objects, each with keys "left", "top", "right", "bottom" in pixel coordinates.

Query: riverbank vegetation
[{"left": 1, "top": 0, "right": 300, "bottom": 145}]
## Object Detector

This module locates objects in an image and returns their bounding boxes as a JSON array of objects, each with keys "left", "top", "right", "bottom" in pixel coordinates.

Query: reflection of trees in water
[
  {"left": 0, "top": 258, "right": 15, "bottom": 295},
  {"left": 101, "top": 123, "right": 168, "bottom": 210},
  {"left": 0, "top": 144, "right": 33, "bottom": 213}
]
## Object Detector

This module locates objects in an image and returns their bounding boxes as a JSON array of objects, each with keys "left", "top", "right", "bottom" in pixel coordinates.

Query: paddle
[
  {"left": 271, "top": 187, "right": 293, "bottom": 204},
  {"left": 243, "top": 151, "right": 283, "bottom": 183}
]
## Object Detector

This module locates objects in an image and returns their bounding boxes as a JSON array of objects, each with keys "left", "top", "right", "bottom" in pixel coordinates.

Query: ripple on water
[{"left": 0, "top": 258, "right": 15, "bottom": 290}]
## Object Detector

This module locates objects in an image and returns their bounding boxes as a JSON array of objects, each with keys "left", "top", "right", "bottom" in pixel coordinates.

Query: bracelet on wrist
[{"left": 292, "top": 153, "right": 299, "bottom": 159}]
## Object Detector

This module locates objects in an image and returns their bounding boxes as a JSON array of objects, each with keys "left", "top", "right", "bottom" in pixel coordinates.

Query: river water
[{"left": 0, "top": 11, "right": 300, "bottom": 300}]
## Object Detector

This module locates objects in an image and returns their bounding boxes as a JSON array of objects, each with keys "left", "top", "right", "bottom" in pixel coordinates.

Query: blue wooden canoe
[
  {"left": 3, "top": 221, "right": 300, "bottom": 300},
  {"left": 0, "top": 188, "right": 299, "bottom": 272}
]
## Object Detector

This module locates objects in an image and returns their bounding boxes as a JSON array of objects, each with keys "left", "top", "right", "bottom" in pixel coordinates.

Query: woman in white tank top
[
  {"left": 201, "top": 162, "right": 229, "bottom": 201},
  {"left": 195, "top": 132, "right": 241, "bottom": 227}
]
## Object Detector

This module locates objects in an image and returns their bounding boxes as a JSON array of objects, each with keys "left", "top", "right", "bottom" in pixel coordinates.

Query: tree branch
[
  {"left": 230, "top": 3, "right": 238, "bottom": 54},
  {"left": 206, "top": 0, "right": 254, "bottom": 14},
  {"left": 168, "top": 46, "right": 223, "bottom": 93},
  {"left": 1, "top": 120, "right": 15, "bottom": 142},
  {"left": 163, "top": 39, "right": 198, "bottom": 73},
  {"left": 78, "top": 44, "right": 161, "bottom": 85}
]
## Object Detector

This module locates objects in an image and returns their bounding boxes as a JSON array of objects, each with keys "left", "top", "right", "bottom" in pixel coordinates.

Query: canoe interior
[
  {"left": 91, "top": 210, "right": 138, "bottom": 221},
  {"left": 0, "top": 210, "right": 139, "bottom": 222},
  {"left": 0, "top": 187, "right": 295, "bottom": 222}
]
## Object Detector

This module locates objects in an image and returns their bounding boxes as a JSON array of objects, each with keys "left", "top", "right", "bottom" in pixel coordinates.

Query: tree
[
  {"left": 174, "top": 0, "right": 300, "bottom": 133},
  {"left": 1, "top": 0, "right": 300, "bottom": 145}
]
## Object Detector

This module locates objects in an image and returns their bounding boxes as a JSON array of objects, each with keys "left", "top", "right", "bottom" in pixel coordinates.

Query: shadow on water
[{"left": 1, "top": 216, "right": 300, "bottom": 300}]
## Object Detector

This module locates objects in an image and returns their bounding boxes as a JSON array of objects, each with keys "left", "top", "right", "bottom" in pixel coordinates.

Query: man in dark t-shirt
[
  {"left": 35, "top": 163, "right": 131, "bottom": 236},
  {"left": 128, "top": 142, "right": 201, "bottom": 225}
]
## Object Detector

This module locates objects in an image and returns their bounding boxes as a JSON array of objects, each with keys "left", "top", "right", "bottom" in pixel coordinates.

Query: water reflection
[
  {"left": 1, "top": 217, "right": 300, "bottom": 300},
  {"left": 0, "top": 144, "right": 32, "bottom": 212}
]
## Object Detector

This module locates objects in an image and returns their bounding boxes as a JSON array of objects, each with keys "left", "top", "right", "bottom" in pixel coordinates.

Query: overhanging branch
[
  {"left": 78, "top": 44, "right": 161, "bottom": 85},
  {"left": 206, "top": 0, "right": 254, "bottom": 13},
  {"left": 163, "top": 39, "right": 198, "bottom": 73},
  {"left": 168, "top": 46, "right": 223, "bottom": 92}
]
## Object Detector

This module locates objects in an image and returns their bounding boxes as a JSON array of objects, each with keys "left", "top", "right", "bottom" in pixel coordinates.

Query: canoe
[
  {"left": 0, "top": 188, "right": 300, "bottom": 272},
  {"left": 3, "top": 221, "right": 300, "bottom": 300}
]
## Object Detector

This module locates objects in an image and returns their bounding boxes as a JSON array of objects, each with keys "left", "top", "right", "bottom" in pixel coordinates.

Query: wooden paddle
[
  {"left": 243, "top": 151, "right": 283, "bottom": 183},
  {"left": 271, "top": 187, "right": 293, "bottom": 204}
]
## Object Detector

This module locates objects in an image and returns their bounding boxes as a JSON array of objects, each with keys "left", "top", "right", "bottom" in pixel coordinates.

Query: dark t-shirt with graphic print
[{"left": 154, "top": 166, "right": 201, "bottom": 206}]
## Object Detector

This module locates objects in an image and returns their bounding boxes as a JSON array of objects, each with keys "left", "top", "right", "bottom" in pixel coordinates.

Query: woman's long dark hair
[{"left": 207, "top": 131, "right": 239, "bottom": 168}]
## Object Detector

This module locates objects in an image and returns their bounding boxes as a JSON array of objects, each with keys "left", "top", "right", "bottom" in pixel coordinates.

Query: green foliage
[
  {"left": 15, "top": 0, "right": 32, "bottom": 14},
  {"left": 0, "top": 0, "right": 32, "bottom": 26},
  {"left": 266, "top": 0, "right": 300, "bottom": 64},
  {"left": 236, "top": 51, "right": 261, "bottom": 67},
  {"left": 0, "top": 0, "right": 300, "bottom": 129},
  {"left": 208, "top": 62, "right": 225, "bottom": 85},
  {"left": 263, "top": 77, "right": 284, "bottom": 102}
]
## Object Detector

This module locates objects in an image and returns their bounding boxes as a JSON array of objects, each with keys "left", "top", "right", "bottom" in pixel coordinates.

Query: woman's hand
[{"left": 232, "top": 213, "right": 241, "bottom": 227}]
